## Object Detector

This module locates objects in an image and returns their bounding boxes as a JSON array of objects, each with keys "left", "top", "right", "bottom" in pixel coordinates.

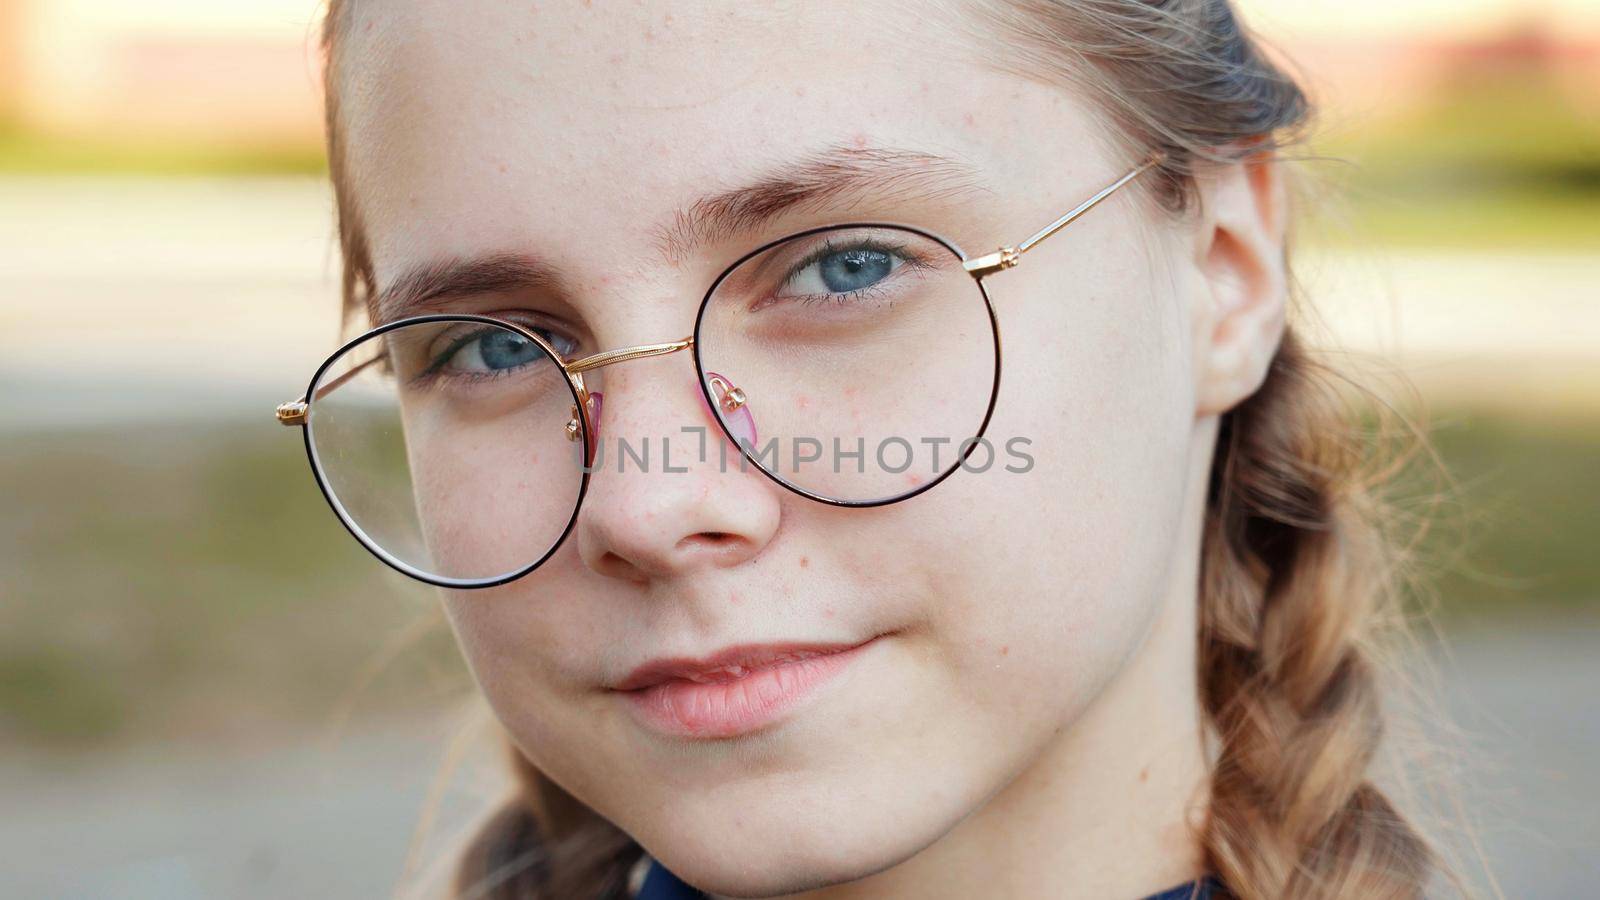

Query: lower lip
[{"left": 617, "top": 637, "right": 881, "bottom": 740}]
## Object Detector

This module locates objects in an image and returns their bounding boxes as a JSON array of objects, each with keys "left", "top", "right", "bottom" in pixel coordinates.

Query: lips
[
  {"left": 611, "top": 635, "right": 883, "bottom": 739},
  {"left": 613, "top": 639, "right": 874, "bottom": 691}
]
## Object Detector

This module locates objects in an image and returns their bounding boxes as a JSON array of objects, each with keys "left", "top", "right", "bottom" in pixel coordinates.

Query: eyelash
[{"left": 779, "top": 237, "right": 930, "bottom": 305}]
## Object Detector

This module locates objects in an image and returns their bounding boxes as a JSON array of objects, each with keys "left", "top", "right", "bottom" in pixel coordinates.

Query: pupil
[{"left": 820, "top": 248, "right": 891, "bottom": 293}]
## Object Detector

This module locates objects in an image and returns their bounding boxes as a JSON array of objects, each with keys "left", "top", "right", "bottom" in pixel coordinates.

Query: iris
[
  {"left": 475, "top": 329, "right": 546, "bottom": 370},
  {"left": 818, "top": 247, "right": 894, "bottom": 293}
]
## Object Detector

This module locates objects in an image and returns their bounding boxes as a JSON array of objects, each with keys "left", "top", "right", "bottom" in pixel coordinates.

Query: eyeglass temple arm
[
  {"left": 275, "top": 353, "right": 384, "bottom": 426},
  {"left": 963, "top": 151, "right": 1166, "bottom": 279},
  {"left": 275, "top": 336, "right": 698, "bottom": 425}
]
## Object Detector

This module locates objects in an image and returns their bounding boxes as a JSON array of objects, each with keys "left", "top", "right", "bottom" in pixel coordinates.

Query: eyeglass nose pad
[
  {"left": 704, "top": 371, "right": 757, "bottom": 447},
  {"left": 566, "top": 392, "right": 604, "bottom": 452}
]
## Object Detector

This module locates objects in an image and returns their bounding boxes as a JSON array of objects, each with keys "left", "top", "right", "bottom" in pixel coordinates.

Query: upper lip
[{"left": 612, "top": 637, "right": 878, "bottom": 691}]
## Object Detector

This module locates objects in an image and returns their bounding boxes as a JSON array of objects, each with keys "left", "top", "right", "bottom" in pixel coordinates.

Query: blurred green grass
[
  {"left": 0, "top": 122, "right": 327, "bottom": 177},
  {"left": 1, "top": 406, "right": 1596, "bottom": 750},
  {"left": 0, "top": 419, "right": 462, "bottom": 749},
  {"left": 1313, "top": 65, "right": 1600, "bottom": 249},
  {"left": 1403, "top": 409, "right": 1600, "bottom": 615}
]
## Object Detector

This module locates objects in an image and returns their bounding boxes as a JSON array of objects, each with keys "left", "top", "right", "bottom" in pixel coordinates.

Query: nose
[{"left": 575, "top": 360, "right": 780, "bottom": 583}]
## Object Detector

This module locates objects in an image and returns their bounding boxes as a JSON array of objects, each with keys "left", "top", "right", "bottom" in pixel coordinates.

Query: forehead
[{"left": 334, "top": 0, "right": 1106, "bottom": 296}]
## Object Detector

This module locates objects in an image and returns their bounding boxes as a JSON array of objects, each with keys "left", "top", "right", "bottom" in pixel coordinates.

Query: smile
[{"left": 612, "top": 635, "right": 885, "bottom": 739}]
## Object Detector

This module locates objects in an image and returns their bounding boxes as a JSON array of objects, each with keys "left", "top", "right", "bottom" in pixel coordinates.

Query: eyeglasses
[{"left": 276, "top": 152, "right": 1165, "bottom": 588}]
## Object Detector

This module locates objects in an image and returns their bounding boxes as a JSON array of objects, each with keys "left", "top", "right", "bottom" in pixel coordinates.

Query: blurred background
[{"left": 1, "top": 1, "right": 1596, "bottom": 897}]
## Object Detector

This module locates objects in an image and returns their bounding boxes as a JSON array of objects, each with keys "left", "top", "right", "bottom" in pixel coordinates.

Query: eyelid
[
  {"left": 419, "top": 315, "right": 576, "bottom": 373},
  {"left": 480, "top": 310, "right": 585, "bottom": 355}
]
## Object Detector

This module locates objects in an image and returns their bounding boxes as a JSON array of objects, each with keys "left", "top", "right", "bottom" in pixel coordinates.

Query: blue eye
[
  {"left": 433, "top": 326, "right": 574, "bottom": 377},
  {"left": 782, "top": 241, "right": 906, "bottom": 300},
  {"left": 473, "top": 330, "right": 545, "bottom": 370}
]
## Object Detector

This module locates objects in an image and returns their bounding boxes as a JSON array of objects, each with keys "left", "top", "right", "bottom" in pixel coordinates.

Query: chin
[{"left": 627, "top": 775, "right": 960, "bottom": 899}]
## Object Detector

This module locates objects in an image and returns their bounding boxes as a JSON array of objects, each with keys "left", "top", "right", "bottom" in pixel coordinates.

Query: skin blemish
[
  {"left": 728, "top": 590, "right": 742, "bottom": 606},
  {"left": 999, "top": 645, "right": 1009, "bottom": 656},
  {"left": 1139, "top": 767, "right": 1150, "bottom": 783},
  {"left": 963, "top": 112, "right": 976, "bottom": 128},
  {"left": 851, "top": 132, "right": 868, "bottom": 149},
  {"left": 799, "top": 556, "right": 809, "bottom": 568},
  {"left": 795, "top": 393, "right": 811, "bottom": 410},
  {"left": 823, "top": 606, "right": 835, "bottom": 619}
]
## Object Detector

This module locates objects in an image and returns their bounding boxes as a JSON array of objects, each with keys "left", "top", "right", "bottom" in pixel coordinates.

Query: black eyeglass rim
[
  {"left": 690, "top": 221, "right": 1004, "bottom": 509},
  {"left": 300, "top": 313, "right": 593, "bottom": 589}
]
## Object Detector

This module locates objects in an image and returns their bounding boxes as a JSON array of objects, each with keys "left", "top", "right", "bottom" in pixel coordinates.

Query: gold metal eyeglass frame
[
  {"left": 276, "top": 151, "right": 1162, "bottom": 424},
  {"left": 275, "top": 151, "right": 1164, "bottom": 586}
]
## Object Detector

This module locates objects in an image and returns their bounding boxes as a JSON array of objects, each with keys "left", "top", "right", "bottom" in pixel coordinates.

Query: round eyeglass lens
[
  {"left": 696, "top": 226, "right": 999, "bottom": 504},
  {"left": 305, "top": 317, "right": 589, "bottom": 584}
]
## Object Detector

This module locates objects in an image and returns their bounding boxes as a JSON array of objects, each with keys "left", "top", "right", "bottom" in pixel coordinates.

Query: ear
[{"left": 1188, "top": 147, "right": 1289, "bottom": 419}]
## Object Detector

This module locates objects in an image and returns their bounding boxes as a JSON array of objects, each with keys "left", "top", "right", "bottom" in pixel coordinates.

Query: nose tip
[
  {"left": 578, "top": 474, "right": 778, "bottom": 582},
  {"left": 587, "top": 524, "right": 766, "bottom": 583}
]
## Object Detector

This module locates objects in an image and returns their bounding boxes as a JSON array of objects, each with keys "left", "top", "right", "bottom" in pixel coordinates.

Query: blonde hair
[{"left": 319, "top": 1, "right": 1456, "bottom": 897}]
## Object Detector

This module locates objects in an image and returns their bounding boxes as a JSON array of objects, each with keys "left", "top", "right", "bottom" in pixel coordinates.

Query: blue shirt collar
[{"left": 636, "top": 856, "right": 1226, "bottom": 899}]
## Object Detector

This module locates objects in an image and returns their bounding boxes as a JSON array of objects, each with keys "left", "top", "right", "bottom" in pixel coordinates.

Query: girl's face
[{"left": 338, "top": 1, "right": 1213, "bottom": 893}]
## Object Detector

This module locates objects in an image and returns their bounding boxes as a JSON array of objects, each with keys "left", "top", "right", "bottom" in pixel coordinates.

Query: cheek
[
  {"left": 436, "top": 549, "right": 604, "bottom": 722},
  {"left": 437, "top": 564, "right": 631, "bottom": 806},
  {"left": 918, "top": 239, "right": 1194, "bottom": 717},
  {"left": 401, "top": 402, "right": 586, "bottom": 581}
]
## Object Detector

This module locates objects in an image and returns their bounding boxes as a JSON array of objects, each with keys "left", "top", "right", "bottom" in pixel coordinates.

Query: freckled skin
[{"left": 335, "top": 1, "right": 1250, "bottom": 897}]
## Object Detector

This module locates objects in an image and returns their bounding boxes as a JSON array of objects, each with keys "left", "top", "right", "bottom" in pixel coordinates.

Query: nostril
[
  {"left": 675, "top": 531, "right": 744, "bottom": 555},
  {"left": 596, "top": 550, "right": 649, "bottom": 584},
  {"left": 681, "top": 531, "right": 733, "bottom": 546}
]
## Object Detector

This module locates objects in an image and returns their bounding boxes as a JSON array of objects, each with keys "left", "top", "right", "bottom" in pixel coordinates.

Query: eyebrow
[
  {"left": 371, "top": 144, "right": 992, "bottom": 324},
  {"left": 372, "top": 252, "right": 566, "bottom": 325},
  {"left": 652, "top": 143, "right": 990, "bottom": 264}
]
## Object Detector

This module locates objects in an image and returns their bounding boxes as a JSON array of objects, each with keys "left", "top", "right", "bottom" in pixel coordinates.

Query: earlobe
[{"left": 1190, "top": 149, "right": 1290, "bottom": 419}]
